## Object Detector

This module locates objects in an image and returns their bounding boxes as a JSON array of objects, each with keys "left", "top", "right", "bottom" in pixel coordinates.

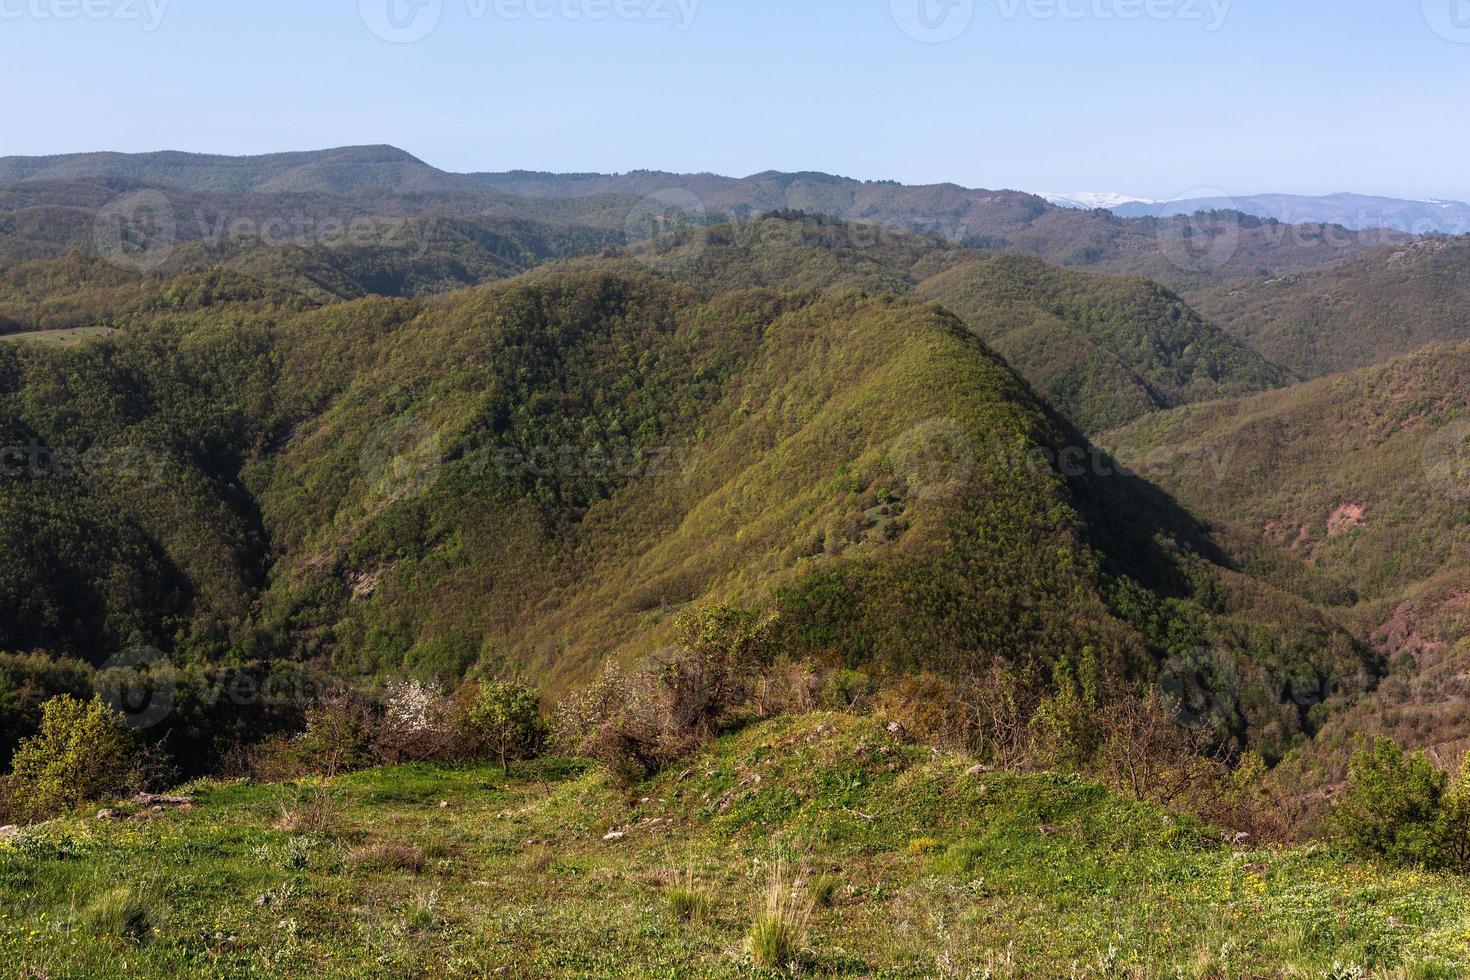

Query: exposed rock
[
  {"left": 0, "top": 825, "right": 20, "bottom": 838},
  {"left": 1327, "top": 503, "right": 1367, "bottom": 536},
  {"left": 965, "top": 764, "right": 988, "bottom": 777},
  {"left": 602, "top": 830, "right": 626, "bottom": 841},
  {"left": 96, "top": 809, "right": 127, "bottom": 821},
  {"left": 886, "top": 720, "right": 908, "bottom": 742},
  {"left": 132, "top": 793, "right": 195, "bottom": 808}
]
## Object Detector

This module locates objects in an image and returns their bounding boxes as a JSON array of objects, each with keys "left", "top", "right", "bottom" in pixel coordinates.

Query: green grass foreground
[{"left": 4, "top": 714, "right": 1469, "bottom": 978}]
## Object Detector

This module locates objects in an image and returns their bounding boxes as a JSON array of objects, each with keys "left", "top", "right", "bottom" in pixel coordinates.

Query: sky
[{"left": 3, "top": 0, "right": 1470, "bottom": 201}]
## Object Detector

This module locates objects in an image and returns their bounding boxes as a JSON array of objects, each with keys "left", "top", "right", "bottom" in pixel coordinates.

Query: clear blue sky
[{"left": 3, "top": 0, "right": 1469, "bottom": 201}]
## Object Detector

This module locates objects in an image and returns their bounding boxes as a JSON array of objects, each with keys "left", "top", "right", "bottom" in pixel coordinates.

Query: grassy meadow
[{"left": 4, "top": 714, "right": 1469, "bottom": 979}]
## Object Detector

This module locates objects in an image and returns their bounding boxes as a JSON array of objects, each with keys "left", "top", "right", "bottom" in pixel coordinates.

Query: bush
[
  {"left": 466, "top": 682, "right": 546, "bottom": 774},
  {"left": 1094, "top": 687, "right": 1226, "bottom": 807},
  {"left": 375, "top": 679, "right": 457, "bottom": 764},
  {"left": 820, "top": 669, "right": 873, "bottom": 712},
  {"left": 1333, "top": 738, "right": 1447, "bottom": 867},
  {"left": 0, "top": 652, "right": 94, "bottom": 765},
  {"left": 251, "top": 691, "right": 380, "bottom": 781},
  {"left": 555, "top": 604, "right": 775, "bottom": 784},
  {"left": 1, "top": 695, "right": 140, "bottom": 823}
]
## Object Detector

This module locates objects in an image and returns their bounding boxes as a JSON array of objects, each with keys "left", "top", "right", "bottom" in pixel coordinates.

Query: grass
[
  {"left": 748, "top": 858, "right": 812, "bottom": 969},
  {"left": 3, "top": 714, "right": 1470, "bottom": 977},
  {"left": 668, "top": 860, "right": 714, "bottom": 923},
  {"left": 81, "top": 886, "right": 155, "bottom": 944}
]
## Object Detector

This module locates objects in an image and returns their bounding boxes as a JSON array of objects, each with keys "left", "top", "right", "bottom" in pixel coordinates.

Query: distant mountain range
[
  {"left": 1045, "top": 190, "right": 1470, "bottom": 235},
  {"left": 1, "top": 146, "right": 1418, "bottom": 296}
]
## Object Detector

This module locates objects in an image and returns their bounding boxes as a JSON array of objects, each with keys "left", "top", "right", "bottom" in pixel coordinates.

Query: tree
[
  {"left": 1332, "top": 737, "right": 1446, "bottom": 867},
  {"left": 468, "top": 683, "right": 546, "bottom": 775},
  {"left": 2, "top": 695, "right": 139, "bottom": 823},
  {"left": 1436, "top": 758, "right": 1470, "bottom": 871}
]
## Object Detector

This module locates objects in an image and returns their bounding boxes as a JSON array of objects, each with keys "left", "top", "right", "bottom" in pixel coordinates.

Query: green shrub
[
  {"left": 820, "top": 669, "right": 873, "bottom": 711},
  {"left": 1332, "top": 738, "right": 1446, "bottom": 867},
  {"left": 467, "top": 682, "right": 546, "bottom": 775},
  {"left": 1, "top": 695, "right": 139, "bottom": 823}
]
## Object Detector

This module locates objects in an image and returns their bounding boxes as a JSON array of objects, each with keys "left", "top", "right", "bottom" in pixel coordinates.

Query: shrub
[
  {"left": 0, "top": 652, "right": 94, "bottom": 765},
  {"left": 1437, "top": 760, "right": 1470, "bottom": 870},
  {"left": 1095, "top": 687, "right": 1225, "bottom": 807},
  {"left": 252, "top": 691, "right": 380, "bottom": 781},
  {"left": 1332, "top": 738, "right": 1446, "bottom": 867},
  {"left": 1, "top": 695, "right": 139, "bottom": 823},
  {"left": 554, "top": 665, "right": 661, "bottom": 785},
  {"left": 820, "top": 669, "right": 874, "bottom": 712},
  {"left": 466, "top": 682, "right": 546, "bottom": 775},
  {"left": 876, "top": 673, "right": 967, "bottom": 749},
  {"left": 555, "top": 604, "right": 775, "bottom": 784},
  {"left": 375, "top": 679, "right": 454, "bottom": 764}
]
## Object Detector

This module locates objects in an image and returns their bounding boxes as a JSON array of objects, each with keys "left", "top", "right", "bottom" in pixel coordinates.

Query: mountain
[
  {"left": 914, "top": 253, "right": 1290, "bottom": 432},
  {"left": 0, "top": 247, "right": 1373, "bottom": 765},
  {"left": 0, "top": 145, "right": 455, "bottom": 196},
  {"left": 1106, "top": 341, "right": 1470, "bottom": 780},
  {"left": 1187, "top": 237, "right": 1470, "bottom": 378},
  {"left": 472, "top": 169, "right": 1409, "bottom": 289},
  {"left": 0, "top": 149, "right": 1416, "bottom": 297},
  {"left": 549, "top": 215, "right": 1291, "bottom": 432},
  {"left": 1115, "top": 193, "right": 1470, "bottom": 236}
]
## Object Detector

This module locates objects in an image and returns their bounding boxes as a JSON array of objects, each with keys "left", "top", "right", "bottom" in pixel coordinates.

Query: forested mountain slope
[
  {"left": 0, "top": 257, "right": 1370, "bottom": 761},
  {"left": 1107, "top": 342, "right": 1470, "bottom": 776},
  {"left": 1189, "top": 237, "right": 1470, "bottom": 377}
]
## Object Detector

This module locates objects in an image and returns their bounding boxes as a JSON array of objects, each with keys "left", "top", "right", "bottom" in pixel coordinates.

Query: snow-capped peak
[{"left": 1042, "top": 191, "right": 1153, "bottom": 210}]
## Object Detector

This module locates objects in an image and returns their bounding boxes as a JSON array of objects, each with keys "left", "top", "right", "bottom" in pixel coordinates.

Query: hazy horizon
[{"left": 3, "top": 1, "right": 1470, "bottom": 201}]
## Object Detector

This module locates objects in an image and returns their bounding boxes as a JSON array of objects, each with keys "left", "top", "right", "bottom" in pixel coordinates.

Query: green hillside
[
  {"left": 563, "top": 216, "right": 1289, "bottom": 432},
  {"left": 916, "top": 254, "right": 1290, "bottom": 431},
  {"left": 1106, "top": 341, "right": 1470, "bottom": 779},
  {"left": 0, "top": 257, "right": 1369, "bottom": 768},
  {"left": 1190, "top": 237, "right": 1470, "bottom": 377}
]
